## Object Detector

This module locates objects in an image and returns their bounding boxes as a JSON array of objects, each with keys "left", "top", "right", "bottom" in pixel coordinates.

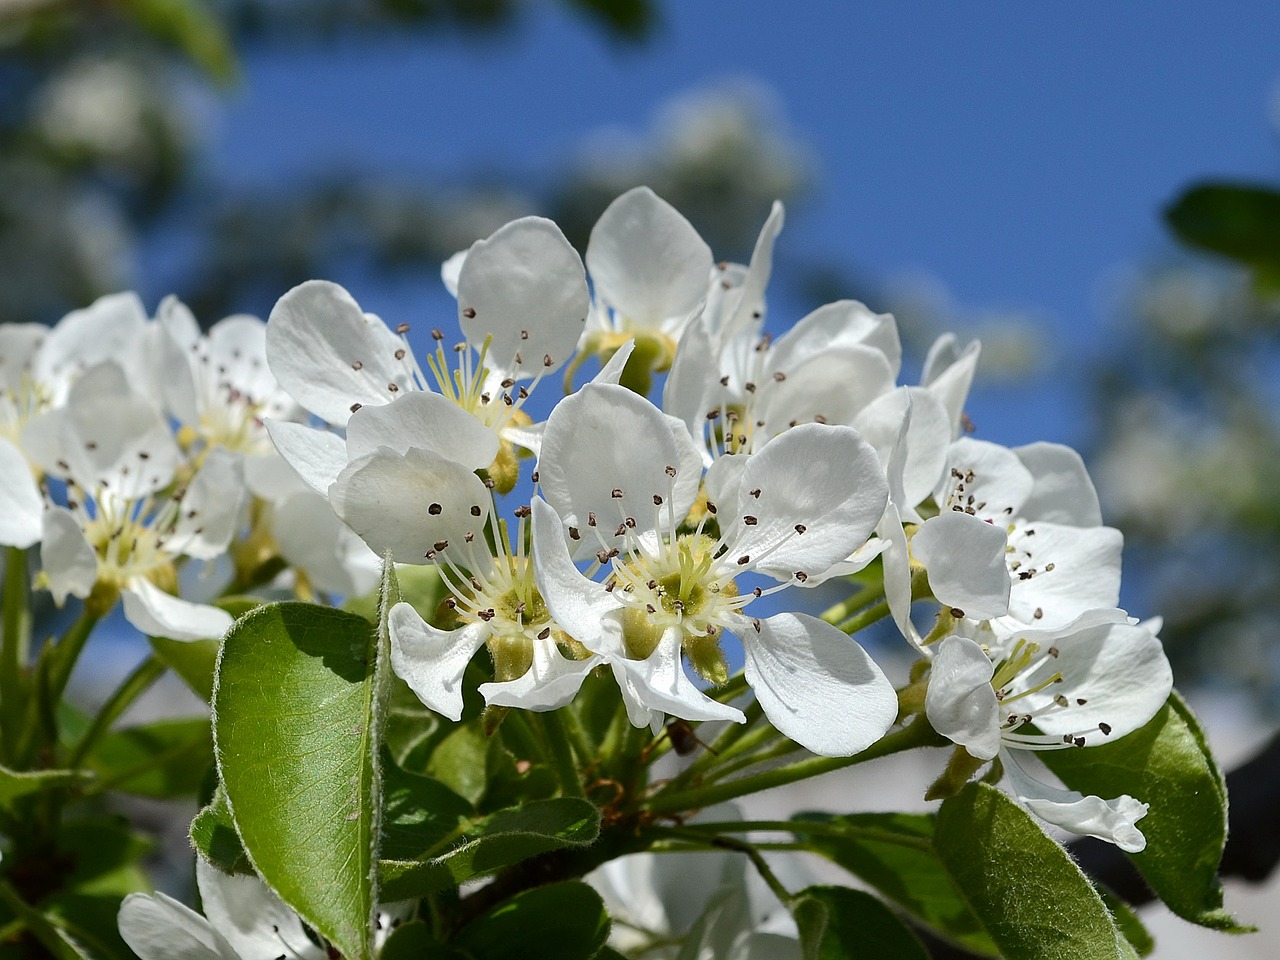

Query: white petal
[
  {"left": 244, "top": 449, "right": 309, "bottom": 500},
  {"left": 479, "top": 641, "right": 600, "bottom": 712},
  {"left": 1002, "top": 748, "right": 1149, "bottom": 853},
  {"left": 940, "top": 438, "right": 1033, "bottom": 519},
  {"left": 876, "top": 503, "right": 921, "bottom": 647},
  {"left": 36, "top": 292, "right": 148, "bottom": 405},
  {"left": 265, "top": 280, "right": 410, "bottom": 426},
  {"left": 530, "top": 497, "right": 621, "bottom": 635},
  {"left": 610, "top": 627, "right": 745, "bottom": 727},
  {"left": 457, "top": 216, "right": 588, "bottom": 379},
  {"left": 662, "top": 322, "right": 717, "bottom": 460},
  {"left": 716, "top": 201, "right": 784, "bottom": 343},
  {"left": 853, "top": 386, "right": 950, "bottom": 512},
  {"left": 274, "top": 492, "right": 381, "bottom": 597},
  {"left": 389, "top": 606, "right": 489, "bottom": 721},
  {"left": 921, "top": 335, "right": 980, "bottom": 439},
  {"left": 195, "top": 857, "right": 323, "bottom": 960},
  {"left": 1001, "top": 522, "right": 1123, "bottom": 631},
  {"left": 725, "top": 424, "right": 888, "bottom": 581},
  {"left": 171, "top": 448, "right": 247, "bottom": 560},
  {"left": 0, "top": 323, "right": 48, "bottom": 390},
  {"left": 346, "top": 391, "right": 498, "bottom": 471},
  {"left": 1012, "top": 620, "right": 1171, "bottom": 745},
  {"left": 329, "top": 447, "right": 491, "bottom": 565},
  {"left": 586, "top": 187, "right": 713, "bottom": 332},
  {"left": 537, "top": 383, "right": 701, "bottom": 553},
  {"left": 153, "top": 300, "right": 201, "bottom": 426},
  {"left": 739, "top": 612, "right": 897, "bottom": 757},
  {"left": 264, "top": 419, "right": 348, "bottom": 496},
  {"left": 1014, "top": 442, "right": 1103, "bottom": 527},
  {"left": 42, "top": 361, "right": 180, "bottom": 500},
  {"left": 924, "top": 636, "right": 1000, "bottom": 761},
  {"left": 770, "top": 299, "right": 901, "bottom": 382},
  {"left": 122, "top": 580, "right": 232, "bottom": 641},
  {"left": 758, "top": 346, "right": 895, "bottom": 440},
  {"left": 911, "top": 513, "right": 1010, "bottom": 620},
  {"left": 441, "top": 250, "right": 467, "bottom": 296},
  {"left": 0, "top": 438, "right": 42, "bottom": 547},
  {"left": 205, "top": 314, "right": 278, "bottom": 406},
  {"left": 41, "top": 507, "right": 98, "bottom": 605},
  {"left": 593, "top": 337, "right": 637, "bottom": 385},
  {"left": 117, "top": 891, "right": 229, "bottom": 960}
]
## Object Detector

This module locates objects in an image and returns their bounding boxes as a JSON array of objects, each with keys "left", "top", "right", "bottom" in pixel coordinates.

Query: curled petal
[
  {"left": 1002, "top": 748, "right": 1149, "bottom": 853},
  {"left": 921, "top": 334, "right": 980, "bottom": 439},
  {"left": 924, "top": 636, "right": 1000, "bottom": 761},
  {"left": 122, "top": 579, "right": 232, "bottom": 642},
  {"left": 609, "top": 627, "right": 745, "bottom": 730},
  {"left": 479, "top": 641, "right": 601, "bottom": 712},
  {"left": 1015, "top": 442, "right": 1103, "bottom": 527},
  {"left": 389, "top": 608, "right": 490, "bottom": 721},
  {"left": 194, "top": 857, "right": 322, "bottom": 960},
  {"left": 739, "top": 612, "right": 897, "bottom": 757}
]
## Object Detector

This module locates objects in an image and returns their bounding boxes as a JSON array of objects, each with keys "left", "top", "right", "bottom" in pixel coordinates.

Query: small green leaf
[
  {"left": 935, "top": 783, "right": 1135, "bottom": 960},
  {"left": 190, "top": 785, "right": 251, "bottom": 874},
  {"left": 379, "top": 921, "right": 463, "bottom": 960},
  {"left": 0, "top": 765, "right": 88, "bottom": 813},
  {"left": 426, "top": 721, "right": 491, "bottom": 805},
  {"left": 792, "top": 812, "right": 997, "bottom": 956},
  {"left": 1040, "top": 693, "right": 1243, "bottom": 931},
  {"left": 793, "top": 886, "right": 928, "bottom": 960},
  {"left": 381, "top": 759, "right": 474, "bottom": 861},
  {"left": 1165, "top": 182, "right": 1280, "bottom": 277},
  {"left": 453, "top": 881, "right": 609, "bottom": 960},
  {"left": 80, "top": 717, "right": 211, "bottom": 798},
  {"left": 1097, "top": 886, "right": 1154, "bottom": 957},
  {"left": 380, "top": 797, "right": 600, "bottom": 901},
  {"left": 215, "top": 602, "right": 381, "bottom": 960}
]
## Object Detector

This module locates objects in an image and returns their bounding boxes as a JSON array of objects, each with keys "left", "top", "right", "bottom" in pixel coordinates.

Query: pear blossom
[
  {"left": 531, "top": 382, "right": 897, "bottom": 756},
  {"left": 265, "top": 216, "right": 588, "bottom": 493},
  {"left": 328, "top": 440, "right": 599, "bottom": 720},
  {"left": 24, "top": 362, "right": 242, "bottom": 640},
  {"left": 924, "top": 614, "right": 1172, "bottom": 850},
  {"left": 907, "top": 438, "right": 1125, "bottom": 635}
]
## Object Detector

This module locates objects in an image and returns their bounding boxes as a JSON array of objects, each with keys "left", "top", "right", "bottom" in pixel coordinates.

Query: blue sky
[{"left": 206, "top": 1, "right": 1280, "bottom": 449}]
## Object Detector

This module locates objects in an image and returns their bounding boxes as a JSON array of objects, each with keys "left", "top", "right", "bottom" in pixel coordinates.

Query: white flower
[
  {"left": 328, "top": 443, "right": 599, "bottom": 720},
  {"left": 924, "top": 614, "right": 1172, "bottom": 850},
  {"left": 264, "top": 217, "right": 588, "bottom": 493},
  {"left": 530, "top": 382, "right": 897, "bottom": 756},
  {"left": 26, "top": 362, "right": 242, "bottom": 640},
  {"left": 118, "top": 858, "right": 325, "bottom": 960},
  {"left": 904, "top": 438, "right": 1125, "bottom": 634}
]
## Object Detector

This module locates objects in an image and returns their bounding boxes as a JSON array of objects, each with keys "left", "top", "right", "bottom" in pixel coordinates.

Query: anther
[
  {"left": 1047, "top": 646, "right": 1059, "bottom": 658},
  {"left": 431, "top": 328, "right": 444, "bottom": 340},
  {"left": 1033, "top": 607, "right": 1044, "bottom": 619},
  {"left": 794, "top": 571, "right": 808, "bottom": 582},
  {"left": 749, "top": 488, "right": 761, "bottom": 498},
  {"left": 470, "top": 505, "right": 482, "bottom": 516},
  {"left": 434, "top": 540, "right": 449, "bottom": 551},
  {"left": 394, "top": 348, "right": 405, "bottom": 360},
  {"left": 1098, "top": 722, "right": 1112, "bottom": 736},
  {"left": 611, "top": 488, "right": 623, "bottom": 499},
  {"left": 462, "top": 307, "right": 476, "bottom": 318},
  {"left": 388, "top": 382, "right": 399, "bottom": 393},
  {"left": 653, "top": 494, "right": 663, "bottom": 505},
  {"left": 773, "top": 371, "right": 786, "bottom": 381},
  {"left": 588, "top": 512, "right": 597, "bottom": 526},
  {"left": 543, "top": 354, "right": 553, "bottom": 367},
  {"left": 537, "top": 627, "right": 551, "bottom": 640},
  {"left": 569, "top": 527, "right": 580, "bottom": 540},
  {"left": 396, "top": 323, "right": 410, "bottom": 334},
  {"left": 950, "top": 607, "right": 965, "bottom": 618},
  {"left": 737, "top": 555, "right": 751, "bottom": 565},
  {"left": 514, "top": 505, "right": 531, "bottom": 519},
  {"left": 351, "top": 403, "right": 362, "bottom": 412},
  {"left": 428, "top": 503, "right": 442, "bottom": 515},
  {"left": 352, "top": 360, "right": 363, "bottom": 370},
  {"left": 743, "top": 515, "right": 758, "bottom": 525},
  {"left": 794, "top": 523, "right": 806, "bottom": 534},
  {"left": 665, "top": 465, "right": 676, "bottom": 477}
]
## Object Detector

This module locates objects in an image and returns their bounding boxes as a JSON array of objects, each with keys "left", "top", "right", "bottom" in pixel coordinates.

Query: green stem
[
  {"left": 837, "top": 597, "right": 891, "bottom": 635},
  {"left": 818, "top": 579, "right": 886, "bottom": 626},
  {"left": 663, "top": 701, "right": 767, "bottom": 789},
  {"left": 539, "top": 709, "right": 584, "bottom": 798},
  {"left": 702, "top": 739, "right": 805, "bottom": 784},
  {"left": 644, "top": 716, "right": 944, "bottom": 814},
  {"left": 45, "top": 610, "right": 101, "bottom": 708},
  {"left": 559, "top": 707, "right": 593, "bottom": 765},
  {"left": 709, "top": 671, "right": 749, "bottom": 704},
  {"left": 676, "top": 818, "right": 935, "bottom": 851},
  {"left": 67, "top": 655, "right": 166, "bottom": 768},
  {"left": 1, "top": 546, "right": 31, "bottom": 763}
]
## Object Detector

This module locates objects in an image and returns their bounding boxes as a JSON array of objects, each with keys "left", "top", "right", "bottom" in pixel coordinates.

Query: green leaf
[
  {"left": 119, "top": 0, "right": 239, "bottom": 84},
  {"left": 792, "top": 812, "right": 997, "bottom": 956},
  {"left": 380, "top": 797, "right": 600, "bottom": 901},
  {"left": 80, "top": 717, "right": 211, "bottom": 798},
  {"left": 1040, "top": 692, "right": 1243, "bottom": 931},
  {"left": 1097, "top": 886, "right": 1154, "bottom": 957},
  {"left": 453, "top": 881, "right": 609, "bottom": 960},
  {"left": 793, "top": 886, "right": 929, "bottom": 960},
  {"left": 426, "top": 720, "right": 491, "bottom": 805},
  {"left": 934, "top": 782, "right": 1135, "bottom": 960},
  {"left": 190, "top": 784, "right": 251, "bottom": 874},
  {"left": 1165, "top": 182, "right": 1280, "bottom": 282},
  {"left": 214, "top": 602, "right": 382, "bottom": 960},
  {"left": 0, "top": 765, "right": 87, "bottom": 813},
  {"left": 380, "top": 759, "right": 474, "bottom": 862},
  {"left": 379, "top": 921, "right": 463, "bottom": 960},
  {"left": 39, "top": 818, "right": 153, "bottom": 960}
]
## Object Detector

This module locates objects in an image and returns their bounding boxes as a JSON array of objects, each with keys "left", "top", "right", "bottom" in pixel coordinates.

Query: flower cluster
[{"left": 0, "top": 186, "right": 1185, "bottom": 956}]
